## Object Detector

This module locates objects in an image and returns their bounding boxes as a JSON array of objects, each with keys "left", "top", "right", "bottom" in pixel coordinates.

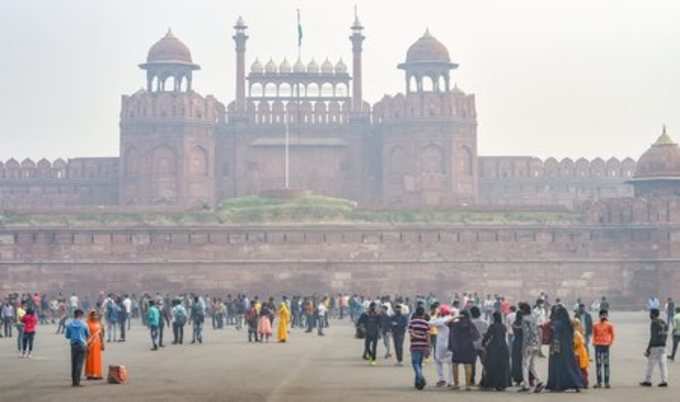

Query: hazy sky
[{"left": 2, "top": 0, "right": 679, "bottom": 161}]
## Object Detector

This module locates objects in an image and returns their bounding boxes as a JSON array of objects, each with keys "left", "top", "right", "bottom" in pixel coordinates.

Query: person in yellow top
[
  {"left": 16, "top": 303, "right": 26, "bottom": 353},
  {"left": 277, "top": 301, "right": 291, "bottom": 343},
  {"left": 572, "top": 319, "right": 590, "bottom": 388}
]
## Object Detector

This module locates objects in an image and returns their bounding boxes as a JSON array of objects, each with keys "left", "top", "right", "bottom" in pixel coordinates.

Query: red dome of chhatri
[
  {"left": 147, "top": 29, "right": 193, "bottom": 64},
  {"left": 405, "top": 29, "right": 451, "bottom": 63},
  {"left": 634, "top": 127, "right": 680, "bottom": 179}
]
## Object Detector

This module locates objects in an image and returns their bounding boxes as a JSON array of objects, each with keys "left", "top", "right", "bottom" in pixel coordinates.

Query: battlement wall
[{"left": 1, "top": 224, "right": 678, "bottom": 303}]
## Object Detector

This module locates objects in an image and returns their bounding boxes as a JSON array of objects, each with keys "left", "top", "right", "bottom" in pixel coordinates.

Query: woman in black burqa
[
  {"left": 546, "top": 305, "right": 584, "bottom": 392},
  {"left": 480, "top": 311, "right": 511, "bottom": 391}
]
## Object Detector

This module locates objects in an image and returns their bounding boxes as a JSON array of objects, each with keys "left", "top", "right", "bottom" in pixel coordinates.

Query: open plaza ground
[{"left": 0, "top": 312, "right": 678, "bottom": 402}]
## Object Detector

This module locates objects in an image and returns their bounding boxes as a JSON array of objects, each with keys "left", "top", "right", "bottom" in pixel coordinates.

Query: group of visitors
[{"left": 354, "top": 293, "right": 677, "bottom": 392}]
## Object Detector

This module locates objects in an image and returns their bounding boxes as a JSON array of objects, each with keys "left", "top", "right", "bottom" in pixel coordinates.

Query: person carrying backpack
[{"left": 171, "top": 299, "right": 187, "bottom": 345}]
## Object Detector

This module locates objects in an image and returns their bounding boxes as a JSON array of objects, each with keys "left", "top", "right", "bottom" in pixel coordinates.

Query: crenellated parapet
[
  {"left": 120, "top": 89, "right": 224, "bottom": 127},
  {"left": 0, "top": 157, "right": 118, "bottom": 181},
  {"left": 372, "top": 89, "right": 476, "bottom": 123},
  {"left": 479, "top": 156, "right": 636, "bottom": 179}
]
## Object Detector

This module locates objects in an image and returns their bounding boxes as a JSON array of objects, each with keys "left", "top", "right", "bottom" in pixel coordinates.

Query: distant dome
[
  {"left": 265, "top": 58, "right": 277, "bottom": 74},
  {"left": 335, "top": 59, "right": 348, "bottom": 74},
  {"left": 321, "top": 58, "right": 334, "bottom": 74},
  {"left": 634, "top": 127, "right": 680, "bottom": 179},
  {"left": 250, "top": 58, "right": 263, "bottom": 74},
  {"left": 405, "top": 29, "right": 450, "bottom": 63},
  {"left": 293, "top": 58, "right": 305, "bottom": 73},
  {"left": 147, "top": 29, "right": 193, "bottom": 64},
  {"left": 307, "top": 59, "right": 319, "bottom": 74}
]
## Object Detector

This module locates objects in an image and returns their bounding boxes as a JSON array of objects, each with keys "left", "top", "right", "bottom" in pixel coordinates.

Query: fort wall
[{"left": 1, "top": 224, "right": 677, "bottom": 304}]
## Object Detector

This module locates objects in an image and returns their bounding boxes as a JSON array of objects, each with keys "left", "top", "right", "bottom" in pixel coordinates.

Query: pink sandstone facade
[
  {"left": 1, "top": 15, "right": 679, "bottom": 301},
  {"left": 0, "top": 17, "right": 637, "bottom": 210}
]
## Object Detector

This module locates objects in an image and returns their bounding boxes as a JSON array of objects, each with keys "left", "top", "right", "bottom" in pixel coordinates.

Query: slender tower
[
  {"left": 350, "top": 8, "right": 365, "bottom": 114},
  {"left": 233, "top": 16, "right": 248, "bottom": 113}
]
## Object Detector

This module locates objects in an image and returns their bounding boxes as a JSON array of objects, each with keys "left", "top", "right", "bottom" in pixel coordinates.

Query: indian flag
[{"left": 297, "top": 9, "right": 303, "bottom": 47}]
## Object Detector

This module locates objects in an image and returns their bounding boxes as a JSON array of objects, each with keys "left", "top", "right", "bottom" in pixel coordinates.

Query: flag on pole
[{"left": 297, "top": 9, "right": 303, "bottom": 47}]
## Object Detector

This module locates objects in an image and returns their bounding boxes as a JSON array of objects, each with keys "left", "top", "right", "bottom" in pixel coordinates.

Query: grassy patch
[{"left": 0, "top": 194, "right": 583, "bottom": 226}]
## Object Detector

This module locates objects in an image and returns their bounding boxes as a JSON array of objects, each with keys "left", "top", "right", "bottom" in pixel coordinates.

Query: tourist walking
[
  {"left": 190, "top": 296, "right": 205, "bottom": 344},
  {"left": 470, "top": 306, "right": 489, "bottom": 384},
  {"left": 592, "top": 309, "right": 615, "bottom": 388},
  {"left": 449, "top": 310, "right": 480, "bottom": 390},
  {"left": 572, "top": 319, "right": 590, "bottom": 388},
  {"left": 379, "top": 305, "right": 392, "bottom": 357},
  {"left": 519, "top": 302, "right": 544, "bottom": 392},
  {"left": 20, "top": 308, "right": 38, "bottom": 358},
  {"left": 147, "top": 300, "right": 160, "bottom": 350},
  {"left": 429, "top": 305, "right": 453, "bottom": 387},
  {"left": 65, "top": 309, "right": 89, "bottom": 387},
  {"left": 277, "top": 301, "right": 290, "bottom": 342},
  {"left": 575, "top": 304, "right": 593, "bottom": 357},
  {"left": 510, "top": 310, "right": 524, "bottom": 386},
  {"left": 1, "top": 301, "right": 13, "bottom": 337},
  {"left": 408, "top": 306, "right": 430, "bottom": 390},
  {"left": 546, "top": 305, "right": 584, "bottom": 392},
  {"left": 257, "top": 304, "right": 273, "bottom": 342},
  {"left": 357, "top": 302, "right": 381, "bottom": 365},
  {"left": 480, "top": 311, "right": 511, "bottom": 391},
  {"left": 171, "top": 299, "right": 187, "bottom": 345},
  {"left": 15, "top": 303, "right": 26, "bottom": 352},
  {"left": 85, "top": 311, "right": 104, "bottom": 380},
  {"left": 669, "top": 307, "right": 680, "bottom": 361},
  {"left": 317, "top": 300, "right": 327, "bottom": 336},
  {"left": 390, "top": 303, "right": 408, "bottom": 366},
  {"left": 245, "top": 303, "right": 259, "bottom": 342},
  {"left": 640, "top": 308, "right": 669, "bottom": 387}
]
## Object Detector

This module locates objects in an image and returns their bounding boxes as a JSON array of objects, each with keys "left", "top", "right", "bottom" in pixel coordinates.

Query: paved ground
[{"left": 0, "top": 312, "right": 678, "bottom": 402}]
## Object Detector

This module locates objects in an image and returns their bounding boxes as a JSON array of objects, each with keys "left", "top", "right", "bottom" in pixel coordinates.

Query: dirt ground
[{"left": 0, "top": 312, "right": 678, "bottom": 402}]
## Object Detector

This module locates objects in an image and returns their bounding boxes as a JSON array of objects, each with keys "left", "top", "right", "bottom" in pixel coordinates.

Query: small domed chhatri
[
  {"left": 405, "top": 29, "right": 451, "bottom": 64},
  {"left": 250, "top": 58, "right": 263, "bottom": 74},
  {"left": 279, "top": 58, "right": 291, "bottom": 74},
  {"left": 321, "top": 58, "right": 334, "bottom": 74},
  {"left": 335, "top": 58, "right": 348, "bottom": 74},
  {"left": 629, "top": 126, "right": 680, "bottom": 197},
  {"left": 146, "top": 29, "right": 194, "bottom": 65},
  {"left": 634, "top": 126, "right": 680, "bottom": 179},
  {"left": 265, "top": 58, "right": 277, "bottom": 74}
]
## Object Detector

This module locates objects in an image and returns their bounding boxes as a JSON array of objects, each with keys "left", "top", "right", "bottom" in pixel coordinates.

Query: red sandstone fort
[{"left": 1, "top": 16, "right": 679, "bottom": 303}]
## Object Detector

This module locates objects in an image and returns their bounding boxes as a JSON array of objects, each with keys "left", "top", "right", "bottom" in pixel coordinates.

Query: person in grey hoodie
[{"left": 470, "top": 306, "right": 489, "bottom": 384}]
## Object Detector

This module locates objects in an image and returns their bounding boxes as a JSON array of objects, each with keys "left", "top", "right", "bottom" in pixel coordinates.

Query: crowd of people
[
  {"left": 1, "top": 290, "right": 678, "bottom": 391},
  {"left": 350, "top": 293, "right": 678, "bottom": 392}
]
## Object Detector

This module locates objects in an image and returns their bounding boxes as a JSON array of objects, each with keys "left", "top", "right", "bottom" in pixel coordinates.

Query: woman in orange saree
[{"left": 85, "top": 310, "right": 105, "bottom": 380}]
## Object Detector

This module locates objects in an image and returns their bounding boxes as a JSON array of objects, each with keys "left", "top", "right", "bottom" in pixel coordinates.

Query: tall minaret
[
  {"left": 350, "top": 7, "right": 365, "bottom": 114},
  {"left": 233, "top": 16, "right": 248, "bottom": 113}
]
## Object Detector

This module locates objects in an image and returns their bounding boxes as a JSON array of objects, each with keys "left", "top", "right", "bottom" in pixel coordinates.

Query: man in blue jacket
[{"left": 65, "top": 309, "right": 89, "bottom": 387}]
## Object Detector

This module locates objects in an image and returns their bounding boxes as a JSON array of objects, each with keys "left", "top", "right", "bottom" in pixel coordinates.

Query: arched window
[
  {"left": 189, "top": 146, "right": 209, "bottom": 176},
  {"left": 461, "top": 146, "right": 473, "bottom": 176},
  {"left": 421, "top": 145, "right": 445, "bottom": 174}
]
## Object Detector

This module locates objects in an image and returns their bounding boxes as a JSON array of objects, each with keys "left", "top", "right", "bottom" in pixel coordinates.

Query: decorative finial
[
  {"left": 352, "top": 4, "right": 362, "bottom": 29},
  {"left": 424, "top": 28, "right": 431, "bottom": 37},
  {"left": 166, "top": 27, "right": 173, "bottom": 36},
  {"left": 655, "top": 124, "right": 675, "bottom": 146}
]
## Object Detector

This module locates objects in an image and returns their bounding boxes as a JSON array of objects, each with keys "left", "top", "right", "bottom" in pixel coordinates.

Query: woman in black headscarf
[
  {"left": 546, "top": 305, "right": 584, "bottom": 392},
  {"left": 480, "top": 311, "right": 511, "bottom": 391}
]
